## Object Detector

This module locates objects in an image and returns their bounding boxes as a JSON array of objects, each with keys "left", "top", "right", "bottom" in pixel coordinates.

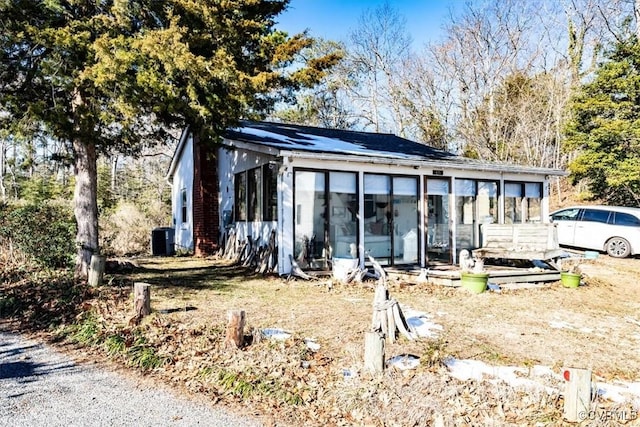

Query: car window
[
  {"left": 612, "top": 212, "right": 640, "bottom": 226},
  {"left": 581, "top": 209, "right": 610, "bottom": 223},
  {"left": 551, "top": 208, "right": 580, "bottom": 221}
]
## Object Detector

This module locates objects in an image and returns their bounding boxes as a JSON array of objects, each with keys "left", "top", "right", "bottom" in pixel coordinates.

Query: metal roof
[
  {"left": 167, "top": 121, "right": 567, "bottom": 179},
  {"left": 225, "top": 120, "right": 456, "bottom": 161},
  {"left": 224, "top": 121, "right": 566, "bottom": 176}
]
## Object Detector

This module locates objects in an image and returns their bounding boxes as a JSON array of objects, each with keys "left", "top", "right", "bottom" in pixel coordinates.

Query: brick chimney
[{"left": 192, "top": 135, "right": 220, "bottom": 256}]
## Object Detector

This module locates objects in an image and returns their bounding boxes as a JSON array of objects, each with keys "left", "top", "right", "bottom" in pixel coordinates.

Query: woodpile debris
[
  {"left": 288, "top": 254, "right": 314, "bottom": 281},
  {"left": 364, "top": 255, "right": 418, "bottom": 373},
  {"left": 371, "top": 283, "right": 417, "bottom": 343},
  {"left": 217, "top": 228, "right": 278, "bottom": 275}
]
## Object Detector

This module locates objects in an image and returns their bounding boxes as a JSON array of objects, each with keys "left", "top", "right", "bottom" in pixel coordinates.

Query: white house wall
[
  {"left": 279, "top": 157, "right": 294, "bottom": 275},
  {"left": 219, "top": 144, "right": 278, "bottom": 251},
  {"left": 171, "top": 133, "right": 194, "bottom": 252}
]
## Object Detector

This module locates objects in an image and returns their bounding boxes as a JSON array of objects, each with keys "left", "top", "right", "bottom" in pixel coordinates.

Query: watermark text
[{"left": 578, "top": 409, "right": 638, "bottom": 422}]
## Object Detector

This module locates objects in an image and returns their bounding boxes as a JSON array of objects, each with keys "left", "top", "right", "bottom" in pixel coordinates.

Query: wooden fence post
[
  {"left": 88, "top": 254, "right": 106, "bottom": 287},
  {"left": 133, "top": 282, "right": 151, "bottom": 318},
  {"left": 364, "top": 331, "right": 385, "bottom": 373},
  {"left": 225, "top": 310, "right": 246, "bottom": 349},
  {"left": 563, "top": 367, "right": 592, "bottom": 422}
]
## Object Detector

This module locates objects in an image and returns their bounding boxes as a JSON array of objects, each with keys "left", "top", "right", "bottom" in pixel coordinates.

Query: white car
[{"left": 549, "top": 205, "right": 640, "bottom": 258}]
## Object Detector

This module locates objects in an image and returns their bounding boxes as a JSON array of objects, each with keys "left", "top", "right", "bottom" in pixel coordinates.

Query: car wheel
[{"left": 605, "top": 237, "right": 631, "bottom": 258}]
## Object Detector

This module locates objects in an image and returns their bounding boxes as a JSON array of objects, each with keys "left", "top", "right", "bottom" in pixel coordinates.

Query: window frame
[
  {"left": 234, "top": 171, "right": 247, "bottom": 221},
  {"left": 235, "top": 164, "right": 279, "bottom": 223},
  {"left": 263, "top": 163, "right": 278, "bottom": 221},
  {"left": 247, "top": 167, "right": 262, "bottom": 222},
  {"left": 181, "top": 188, "right": 188, "bottom": 224},
  {"left": 504, "top": 181, "right": 543, "bottom": 223}
]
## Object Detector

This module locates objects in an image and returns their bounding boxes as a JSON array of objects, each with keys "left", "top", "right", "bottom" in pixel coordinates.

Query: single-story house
[{"left": 166, "top": 121, "right": 565, "bottom": 275}]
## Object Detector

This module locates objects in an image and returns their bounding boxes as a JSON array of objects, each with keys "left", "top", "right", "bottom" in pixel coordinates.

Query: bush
[
  {"left": 0, "top": 202, "right": 76, "bottom": 269},
  {"left": 100, "top": 202, "right": 157, "bottom": 256}
]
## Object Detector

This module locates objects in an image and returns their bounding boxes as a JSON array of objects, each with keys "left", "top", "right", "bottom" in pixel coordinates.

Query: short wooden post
[
  {"left": 225, "top": 310, "right": 246, "bottom": 349},
  {"left": 133, "top": 282, "right": 151, "bottom": 318},
  {"left": 88, "top": 254, "right": 106, "bottom": 287},
  {"left": 563, "top": 367, "right": 592, "bottom": 422},
  {"left": 364, "top": 331, "right": 385, "bottom": 373},
  {"left": 371, "top": 283, "right": 388, "bottom": 333}
]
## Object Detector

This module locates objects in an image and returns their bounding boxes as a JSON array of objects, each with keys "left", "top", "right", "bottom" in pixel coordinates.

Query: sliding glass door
[
  {"left": 364, "top": 174, "right": 419, "bottom": 265},
  {"left": 364, "top": 174, "right": 392, "bottom": 264},
  {"left": 426, "top": 178, "right": 450, "bottom": 262},
  {"left": 294, "top": 170, "right": 358, "bottom": 269},
  {"left": 477, "top": 181, "right": 498, "bottom": 246},
  {"left": 393, "top": 177, "right": 419, "bottom": 264},
  {"left": 294, "top": 171, "right": 327, "bottom": 269},
  {"left": 455, "top": 179, "right": 476, "bottom": 252},
  {"left": 329, "top": 172, "right": 358, "bottom": 259}
]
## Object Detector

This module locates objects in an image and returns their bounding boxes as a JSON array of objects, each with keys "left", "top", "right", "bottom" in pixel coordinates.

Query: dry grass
[
  {"left": 5, "top": 253, "right": 639, "bottom": 425},
  {"left": 129, "top": 256, "right": 640, "bottom": 380},
  {"left": 88, "top": 254, "right": 640, "bottom": 426}
]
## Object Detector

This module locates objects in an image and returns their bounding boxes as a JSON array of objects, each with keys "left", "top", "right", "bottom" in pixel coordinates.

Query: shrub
[
  {"left": 100, "top": 202, "right": 156, "bottom": 256},
  {"left": 0, "top": 202, "right": 76, "bottom": 269}
]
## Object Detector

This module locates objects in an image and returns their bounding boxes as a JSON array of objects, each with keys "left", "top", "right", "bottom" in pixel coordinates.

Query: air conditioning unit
[{"left": 151, "top": 227, "right": 175, "bottom": 256}]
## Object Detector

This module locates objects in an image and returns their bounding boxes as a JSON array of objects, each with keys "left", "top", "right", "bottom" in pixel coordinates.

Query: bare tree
[
  {"left": 272, "top": 39, "right": 356, "bottom": 129},
  {"left": 426, "top": 1, "right": 542, "bottom": 159},
  {"left": 346, "top": 1, "right": 413, "bottom": 136},
  {"left": 636, "top": 0, "right": 640, "bottom": 39},
  {"left": 276, "top": 0, "right": 637, "bottom": 167},
  {"left": 420, "top": 0, "right": 636, "bottom": 167},
  {"left": 393, "top": 53, "right": 453, "bottom": 149}
]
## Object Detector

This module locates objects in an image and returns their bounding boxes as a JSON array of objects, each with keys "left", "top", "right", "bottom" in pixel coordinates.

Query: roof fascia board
[
  {"left": 280, "top": 150, "right": 567, "bottom": 177},
  {"left": 166, "top": 126, "right": 191, "bottom": 183},
  {"left": 223, "top": 138, "right": 283, "bottom": 157}
]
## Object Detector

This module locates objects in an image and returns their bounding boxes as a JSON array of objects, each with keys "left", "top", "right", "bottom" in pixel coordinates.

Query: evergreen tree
[
  {"left": 565, "top": 39, "right": 640, "bottom": 205},
  {"left": 0, "top": 0, "right": 339, "bottom": 277}
]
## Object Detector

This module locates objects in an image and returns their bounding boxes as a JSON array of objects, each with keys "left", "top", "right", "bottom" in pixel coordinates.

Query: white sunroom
[{"left": 167, "top": 121, "right": 565, "bottom": 276}]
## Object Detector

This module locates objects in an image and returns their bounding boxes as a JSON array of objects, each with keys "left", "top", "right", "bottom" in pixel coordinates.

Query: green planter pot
[
  {"left": 460, "top": 272, "right": 489, "bottom": 294},
  {"left": 560, "top": 272, "right": 581, "bottom": 288}
]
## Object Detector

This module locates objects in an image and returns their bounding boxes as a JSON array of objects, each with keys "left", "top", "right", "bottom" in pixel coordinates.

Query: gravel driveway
[{"left": 0, "top": 330, "right": 261, "bottom": 427}]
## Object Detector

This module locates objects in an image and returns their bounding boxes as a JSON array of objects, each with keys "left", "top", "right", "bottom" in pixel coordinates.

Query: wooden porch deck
[{"left": 386, "top": 263, "right": 561, "bottom": 288}]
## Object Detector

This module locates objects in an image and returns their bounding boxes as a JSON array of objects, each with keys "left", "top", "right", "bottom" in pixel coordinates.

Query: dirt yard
[{"left": 73, "top": 253, "right": 633, "bottom": 426}]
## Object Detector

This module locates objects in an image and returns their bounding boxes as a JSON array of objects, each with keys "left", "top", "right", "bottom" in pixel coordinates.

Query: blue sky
[{"left": 276, "top": 0, "right": 463, "bottom": 47}]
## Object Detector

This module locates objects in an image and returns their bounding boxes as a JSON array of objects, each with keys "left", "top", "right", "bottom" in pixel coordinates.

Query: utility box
[{"left": 151, "top": 227, "right": 175, "bottom": 256}]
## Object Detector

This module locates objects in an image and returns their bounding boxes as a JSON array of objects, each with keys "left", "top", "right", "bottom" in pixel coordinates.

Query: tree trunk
[
  {"left": 133, "top": 282, "right": 152, "bottom": 318},
  {"left": 225, "top": 310, "right": 246, "bottom": 349},
  {"left": 364, "top": 331, "right": 385, "bottom": 373},
  {"left": 73, "top": 138, "right": 99, "bottom": 280},
  {"left": 0, "top": 139, "right": 6, "bottom": 203},
  {"left": 110, "top": 155, "right": 118, "bottom": 192}
]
